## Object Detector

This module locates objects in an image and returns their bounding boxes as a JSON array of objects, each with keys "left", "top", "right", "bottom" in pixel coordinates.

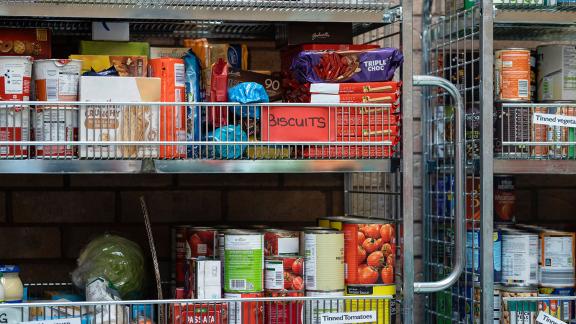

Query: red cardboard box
[
  {"left": 0, "top": 28, "right": 51, "bottom": 59},
  {"left": 310, "top": 81, "right": 402, "bottom": 94},
  {"left": 171, "top": 303, "right": 228, "bottom": 324},
  {"left": 337, "top": 125, "right": 400, "bottom": 138},
  {"left": 303, "top": 145, "right": 395, "bottom": 158},
  {"left": 310, "top": 93, "right": 400, "bottom": 104}
]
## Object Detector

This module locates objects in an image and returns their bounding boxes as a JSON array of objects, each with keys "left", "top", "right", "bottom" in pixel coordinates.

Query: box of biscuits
[{"left": 0, "top": 28, "right": 52, "bottom": 59}]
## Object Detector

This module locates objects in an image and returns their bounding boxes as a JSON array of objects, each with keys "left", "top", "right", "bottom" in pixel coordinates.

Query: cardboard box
[
  {"left": 69, "top": 55, "right": 147, "bottom": 77},
  {"left": 310, "top": 93, "right": 400, "bottom": 104},
  {"left": 309, "top": 81, "right": 402, "bottom": 94},
  {"left": 0, "top": 28, "right": 51, "bottom": 59},
  {"left": 79, "top": 76, "right": 161, "bottom": 159},
  {"left": 79, "top": 40, "right": 149, "bottom": 56},
  {"left": 195, "top": 260, "right": 221, "bottom": 299},
  {"left": 149, "top": 47, "right": 189, "bottom": 59},
  {"left": 228, "top": 69, "right": 283, "bottom": 102},
  {"left": 281, "top": 23, "right": 353, "bottom": 45},
  {"left": 171, "top": 303, "right": 227, "bottom": 324}
]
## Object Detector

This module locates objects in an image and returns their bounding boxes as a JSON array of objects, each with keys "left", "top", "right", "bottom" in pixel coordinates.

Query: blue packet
[
  {"left": 184, "top": 50, "right": 203, "bottom": 158},
  {"left": 206, "top": 125, "right": 248, "bottom": 159},
  {"left": 228, "top": 82, "right": 269, "bottom": 120}
]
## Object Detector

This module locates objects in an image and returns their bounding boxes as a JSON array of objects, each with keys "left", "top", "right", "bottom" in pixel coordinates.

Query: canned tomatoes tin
[
  {"left": 224, "top": 230, "right": 264, "bottom": 293},
  {"left": 225, "top": 292, "right": 264, "bottom": 324},
  {"left": 171, "top": 302, "right": 228, "bottom": 324},
  {"left": 345, "top": 285, "right": 395, "bottom": 324},
  {"left": 264, "top": 229, "right": 300, "bottom": 257},
  {"left": 342, "top": 218, "right": 395, "bottom": 285},
  {"left": 538, "top": 286, "right": 575, "bottom": 322},
  {"left": 501, "top": 286, "right": 538, "bottom": 324},
  {"left": 494, "top": 176, "right": 516, "bottom": 223},
  {"left": 265, "top": 256, "right": 305, "bottom": 291},
  {"left": 539, "top": 231, "right": 575, "bottom": 287},
  {"left": 304, "top": 228, "right": 344, "bottom": 292},
  {"left": 188, "top": 227, "right": 217, "bottom": 258},
  {"left": 304, "top": 290, "right": 344, "bottom": 324},
  {"left": 173, "top": 226, "right": 189, "bottom": 285},
  {"left": 495, "top": 49, "right": 531, "bottom": 102},
  {"left": 502, "top": 229, "right": 539, "bottom": 286},
  {"left": 265, "top": 290, "right": 304, "bottom": 324}
]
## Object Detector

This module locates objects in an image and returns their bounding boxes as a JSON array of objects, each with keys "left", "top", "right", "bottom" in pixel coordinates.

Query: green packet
[{"left": 80, "top": 40, "right": 150, "bottom": 56}]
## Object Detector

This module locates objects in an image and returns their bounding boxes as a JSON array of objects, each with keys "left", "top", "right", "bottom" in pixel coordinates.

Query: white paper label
[
  {"left": 59, "top": 73, "right": 79, "bottom": 96},
  {"left": 305, "top": 234, "right": 317, "bottom": 290},
  {"left": 20, "top": 318, "right": 82, "bottom": 324},
  {"left": 265, "top": 260, "right": 284, "bottom": 289},
  {"left": 320, "top": 311, "right": 377, "bottom": 324},
  {"left": 277, "top": 237, "right": 300, "bottom": 256},
  {"left": 533, "top": 113, "right": 576, "bottom": 128},
  {"left": 536, "top": 311, "right": 567, "bottom": 324},
  {"left": 174, "top": 63, "right": 185, "bottom": 87},
  {"left": 3, "top": 63, "right": 25, "bottom": 94}
]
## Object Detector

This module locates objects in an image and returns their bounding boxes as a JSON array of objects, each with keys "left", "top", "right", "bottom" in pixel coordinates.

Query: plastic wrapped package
[
  {"left": 228, "top": 82, "right": 269, "bottom": 119},
  {"left": 206, "top": 125, "right": 248, "bottom": 159},
  {"left": 184, "top": 50, "right": 204, "bottom": 158}
]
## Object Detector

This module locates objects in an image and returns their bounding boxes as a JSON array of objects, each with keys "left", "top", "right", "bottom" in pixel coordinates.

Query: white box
[
  {"left": 196, "top": 260, "right": 221, "bottom": 299},
  {"left": 538, "top": 45, "right": 576, "bottom": 101},
  {"left": 79, "top": 76, "right": 161, "bottom": 159},
  {"left": 92, "top": 22, "right": 130, "bottom": 41},
  {"left": 149, "top": 47, "right": 189, "bottom": 59}
]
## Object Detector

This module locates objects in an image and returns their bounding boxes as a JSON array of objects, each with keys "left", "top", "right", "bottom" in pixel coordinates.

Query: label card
[
  {"left": 320, "top": 311, "right": 377, "bottom": 324},
  {"left": 536, "top": 311, "right": 567, "bottom": 324}
]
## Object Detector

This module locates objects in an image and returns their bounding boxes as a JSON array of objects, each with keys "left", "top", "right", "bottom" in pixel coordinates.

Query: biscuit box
[{"left": 0, "top": 28, "right": 52, "bottom": 59}]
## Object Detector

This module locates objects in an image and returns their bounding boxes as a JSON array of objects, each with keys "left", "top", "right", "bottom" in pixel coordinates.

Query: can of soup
[
  {"left": 304, "top": 228, "right": 344, "bottom": 292},
  {"left": 265, "top": 256, "right": 305, "bottom": 291},
  {"left": 224, "top": 230, "right": 264, "bottom": 293},
  {"left": 264, "top": 229, "right": 300, "bottom": 257},
  {"left": 495, "top": 49, "right": 531, "bottom": 102},
  {"left": 225, "top": 292, "right": 264, "bottom": 324},
  {"left": 342, "top": 218, "right": 396, "bottom": 285},
  {"left": 265, "top": 290, "right": 304, "bottom": 324},
  {"left": 304, "top": 290, "right": 344, "bottom": 324},
  {"left": 502, "top": 229, "right": 538, "bottom": 286},
  {"left": 494, "top": 175, "right": 516, "bottom": 223},
  {"left": 539, "top": 231, "right": 575, "bottom": 287},
  {"left": 345, "top": 285, "right": 395, "bottom": 324}
]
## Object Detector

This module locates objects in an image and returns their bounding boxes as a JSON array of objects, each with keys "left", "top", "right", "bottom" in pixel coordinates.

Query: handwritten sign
[
  {"left": 320, "top": 311, "right": 377, "bottom": 324},
  {"left": 261, "top": 106, "right": 336, "bottom": 142},
  {"left": 533, "top": 113, "right": 576, "bottom": 128}
]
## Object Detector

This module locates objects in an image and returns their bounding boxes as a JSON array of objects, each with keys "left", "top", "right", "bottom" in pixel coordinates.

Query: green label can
[{"left": 224, "top": 231, "right": 264, "bottom": 293}]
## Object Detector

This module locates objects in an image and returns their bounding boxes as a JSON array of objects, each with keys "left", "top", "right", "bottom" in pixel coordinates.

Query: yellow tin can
[{"left": 345, "top": 284, "right": 396, "bottom": 324}]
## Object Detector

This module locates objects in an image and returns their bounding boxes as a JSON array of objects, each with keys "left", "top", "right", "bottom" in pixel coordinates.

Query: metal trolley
[
  {"left": 0, "top": 1, "right": 470, "bottom": 324},
  {"left": 421, "top": 0, "right": 576, "bottom": 323}
]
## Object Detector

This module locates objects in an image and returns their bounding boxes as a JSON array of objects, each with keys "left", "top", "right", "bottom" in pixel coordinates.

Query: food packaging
[
  {"left": 291, "top": 47, "right": 404, "bottom": 83},
  {"left": 186, "top": 259, "right": 222, "bottom": 299},
  {"left": 228, "top": 82, "right": 269, "bottom": 120},
  {"left": 205, "top": 124, "right": 248, "bottom": 159},
  {"left": 310, "top": 93, "right": 400, "bottom": 104},
  {"left": 79, "top": 76, "right": 161, "bottom": 159},
  {"left": 537, "top": 45, "right": 576, "bottom": 101},
  {"left": 0, "top": 28, "right": 51, "bottom": 59},
  {"left": 184, "top": 51, "right": 203, "bottom": 158},
  {"left": 69, "top": 55, "right": 148, "bottom": 77},
  {"left": 150, "top": 58, "right": 187, "bottom": 159},
  {"left": 228, "top": 69, "right": 283, "bottom": 102},
  {"left": 281, "top": 22, "right": 353, "bottom": 45},
  {"left": 79, "top": 40, "right": 150, "bottom": 56},
  {"left": 310, "top": 81, "right": 402, "bottom": 94},
  {"left": 150, "top": 47, "right": 189, "bottom": 59},
  {"left": 208, "top": 58, "right": 229, "bottom": 127}
]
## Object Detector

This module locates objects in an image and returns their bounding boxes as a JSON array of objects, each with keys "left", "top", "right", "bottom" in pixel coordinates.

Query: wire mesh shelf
[
  {"left": 0, "top": 296, "right": 396, "bottom": 324},
  {"left": 0, "top": 101, "right": 400, "bottom": 162},
  {"left": 494, "top": 102, "right": 576, "bottom": 161}
]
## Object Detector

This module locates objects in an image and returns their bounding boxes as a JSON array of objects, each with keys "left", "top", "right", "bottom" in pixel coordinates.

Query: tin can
[
  {"left": 531, "top": 106, "right": 549, "bottom": 158},
  {"left": 466, "top": 229, "right": 502, "bottom": 284},
  {"left": 502, "top": 229, "right": 539, "bottom": 286},
  {"left": 537, "top": 45, "right": 576, "bottom": 101},
  {"left": 173, "top": 226, "right": 189, "bottom": 285},
  {"left": 264, "top": 229, "right": 300, "bottom": 257},
  {"left": 345, "top": 285, "right": 396, "bottom": 324},
  {"left": 342, "top": 218, "right": 396, "bottom": 285},
  {"left": 317, "top": 216, "right": 348, "bottom": 231},
  {"left": 188, "top": 227, "right": 218, "bottom": 258},
  {"left": 150, "top": 57, "right": 187, "bottom": 159},
  {"left": 224, "top": 230, "right": 264, "bottom": 293},
  {"left": 494, "top": 103, "right": 530, "bottom": 157},
  {"left": 304, "top": 228, "right": 344, "bottom": 292},
  {"left": 495, "top": 49, "right": 531, "bottom": 102},
  {"left": 32, "top": 106, "right": 78, "bottom": 158},
  {"left": 546, "top": 105, "right": 569, "bottom": 159},
  {"left": 265, "top": 290, "right": 304, "bottom": 324},
  {"left": 494, "top": 176, "right": 516, "bottom": 223},
  {"left": 225, "top": 292, "right": 264, "bottom": 324},
  {"left": 265, "top": 256, "right": 305, "bottom": 291},
  {"left": 304, "top": 290, "right": 344, "bottom": 324},
  {"left": 501, "top": 286, "right": 538, "bottom": 324},
  {"left": 539, "top": 231, "right": 575, "bottom": 287},
  {"left": 538, "top": 286, "right": 575, "bottom": 322},
  {"left": 0, "top": 56, "right": 32, "bottom": 102}
]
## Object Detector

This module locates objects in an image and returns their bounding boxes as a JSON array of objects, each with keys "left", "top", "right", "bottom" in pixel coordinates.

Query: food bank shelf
[
  {"left": 0, "top": 295, "right": 396, "bottom": 324},
  {"left": 0, "top": 0, "right": 394, "bottom": 23},
  {"left": 0, "top": 101, "right": 400, "bottom": 172}
]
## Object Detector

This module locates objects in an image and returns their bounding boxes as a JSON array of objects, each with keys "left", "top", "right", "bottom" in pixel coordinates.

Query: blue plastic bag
[
  {"left": 228, "top": 82, "right": 269, "bottom": 119},
  {"left": 206, "top": 125, "right": 248, "bottom": 159}
]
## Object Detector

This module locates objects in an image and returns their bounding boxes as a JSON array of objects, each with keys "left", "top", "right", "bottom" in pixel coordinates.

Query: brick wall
[{"left": 0, "top": 174, "right": 344, "bottom": 284}]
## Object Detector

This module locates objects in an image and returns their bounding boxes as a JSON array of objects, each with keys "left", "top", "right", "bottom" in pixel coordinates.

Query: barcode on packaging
[
  {"left": 265, "top": 260, "right": 284, "bottom": 290},
  {"left": 175, "top": 63, "right": 185, "bottom": 87},
  {"left": 46, "top": 78, "right": 58, "bottom": 101},
  {"left": 230, "top": 279, "right": 246, "bottom": 290},
  {"left": 518, "top": 79, "right": 529, "bottom": 98}
]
